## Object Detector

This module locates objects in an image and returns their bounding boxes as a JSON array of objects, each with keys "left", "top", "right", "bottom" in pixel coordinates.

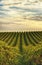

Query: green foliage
[
  {"left": 0, "top": 45, "right": 22, "bottom": 65},
  {"left": 0, "top": 40, "right": 7, "bottom": 46},
  {"left": 0, "top": 43, "right": 42, "bottom": 65},
  {"left": 0, "top": 32, "right": 42, "bottom": 65},
  {"left": 0, "top": 32, "right": 42, "bottom": 47}
]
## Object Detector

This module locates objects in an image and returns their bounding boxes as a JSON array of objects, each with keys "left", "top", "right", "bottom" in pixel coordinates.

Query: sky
[{"left": 0, "top": 0, "right": 42, "bottom": 32}]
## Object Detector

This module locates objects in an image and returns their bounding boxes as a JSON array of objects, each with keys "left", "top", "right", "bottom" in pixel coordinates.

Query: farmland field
[{"left": 0, "top": 32, "right": 42, "bottom": 65}]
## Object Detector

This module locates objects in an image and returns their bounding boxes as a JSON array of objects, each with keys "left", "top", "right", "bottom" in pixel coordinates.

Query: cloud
[{"left": 0, "top": 0, "right": 42, "bottom": 21}]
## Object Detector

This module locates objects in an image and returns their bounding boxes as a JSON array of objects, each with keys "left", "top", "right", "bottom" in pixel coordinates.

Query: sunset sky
[{"left": 0, "top": 0, "right": 42, "bottom": 32}]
